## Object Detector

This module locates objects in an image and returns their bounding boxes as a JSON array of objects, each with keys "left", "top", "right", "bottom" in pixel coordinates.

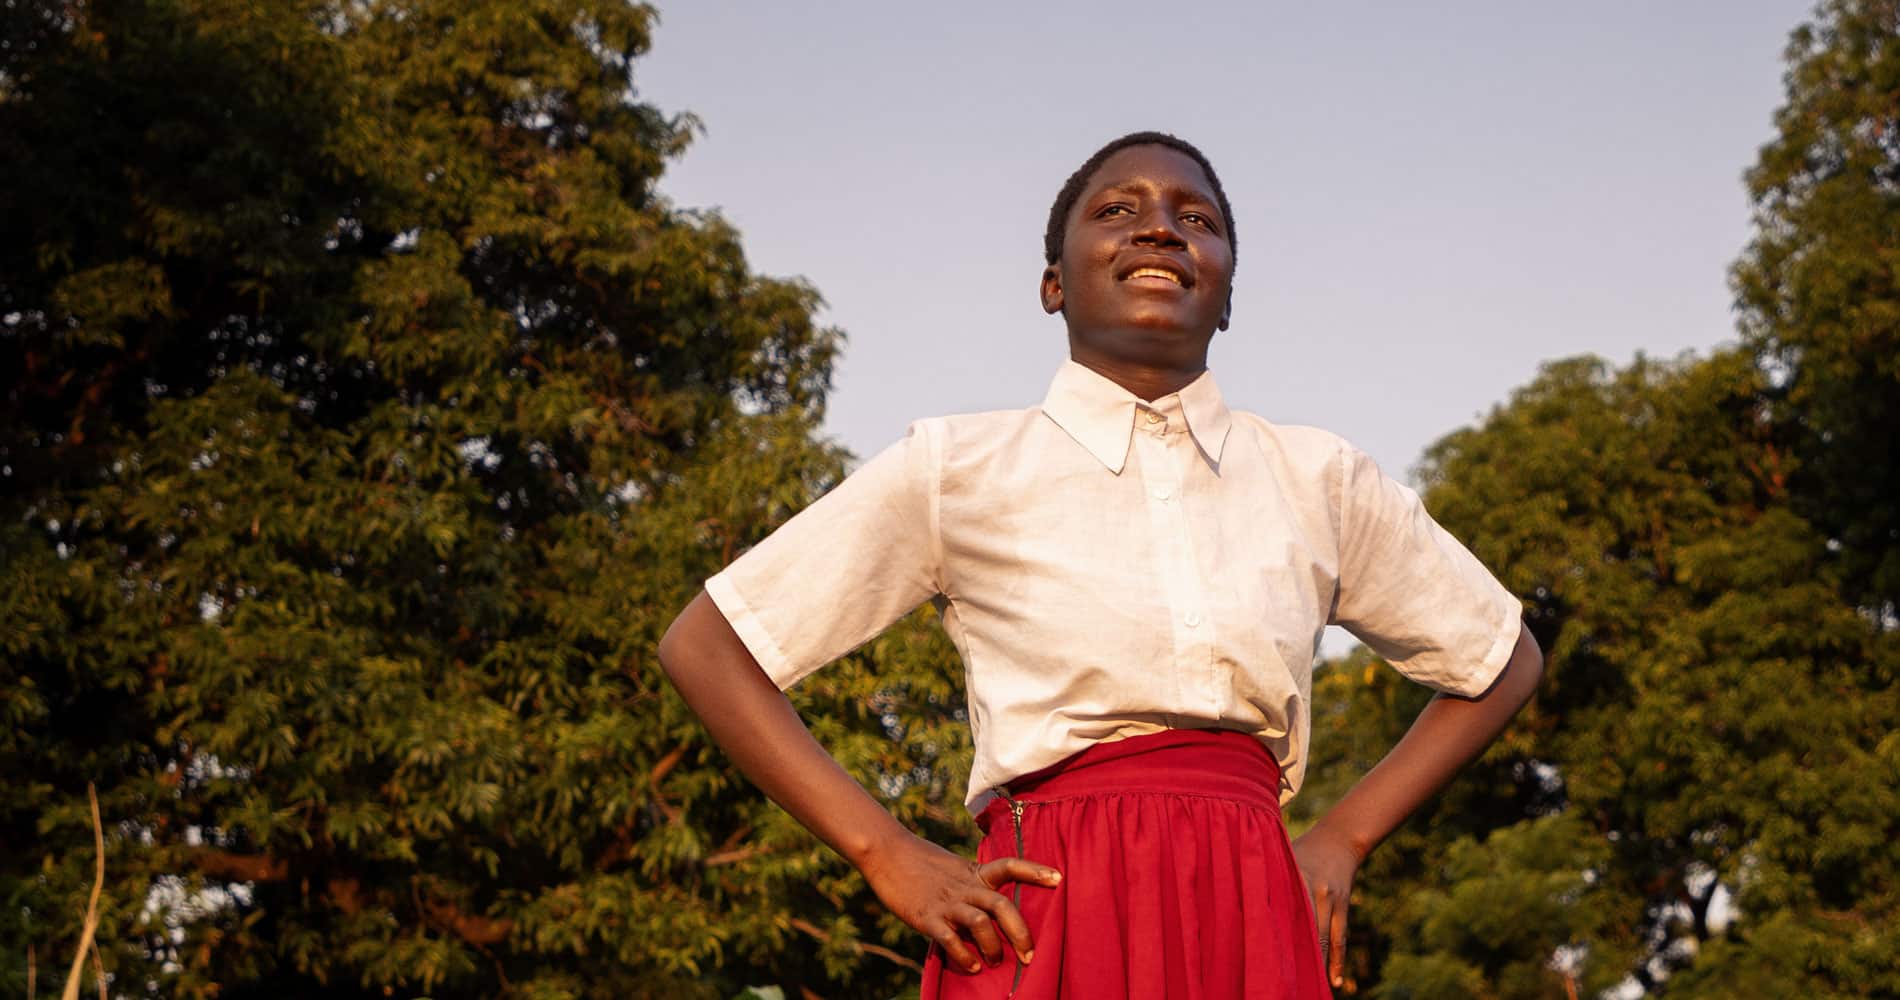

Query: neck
[{"left": 1067, "top": 346, "right": 1207, "bottom": 402}]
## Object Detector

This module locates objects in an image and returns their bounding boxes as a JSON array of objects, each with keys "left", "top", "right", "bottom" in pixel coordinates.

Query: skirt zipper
[{"left": 996, "top": 786, "right": 1028, "bottom": 994}]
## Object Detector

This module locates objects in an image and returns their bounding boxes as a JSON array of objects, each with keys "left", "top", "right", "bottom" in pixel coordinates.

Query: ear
[
  {"left": 1218, "top": 293, "right": 1231, "bottom": 331},
  {"left": 1040, "top": 263, "right": 1064, "bottom": 315}
]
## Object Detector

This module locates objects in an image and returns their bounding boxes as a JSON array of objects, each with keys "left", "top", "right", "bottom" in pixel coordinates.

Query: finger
[
  {"left": 926, "top": 919, "right": 982, "bottom": 975},
  {"left": 1329, "top": 895, "right": 1350, "bottom": 989},
  {"left": 985, "top": 857, "right": 1063, "bottom": 889},
  {"left": 1312, "top": 896, "right": 1331, "bottom": 969},
  {"left": 973, "top": 888, "right": 1035, "bottom": 964},
  {"left": 949, "top": 901, "right": 1007, "bottom": 968}
]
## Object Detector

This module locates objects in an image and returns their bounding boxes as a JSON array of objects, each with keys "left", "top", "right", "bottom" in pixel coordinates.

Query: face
[{"left": 1041, "top": 144, "right": 1235, "bottom": 370}]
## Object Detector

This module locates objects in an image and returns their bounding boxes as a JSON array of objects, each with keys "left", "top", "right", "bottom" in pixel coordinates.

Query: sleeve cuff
[
  {"left": 705, "top": 572, "right": 800, "bottom": 690},
  {"left": 1454, "top": 596, "right": 1525, "bottom": 698}
]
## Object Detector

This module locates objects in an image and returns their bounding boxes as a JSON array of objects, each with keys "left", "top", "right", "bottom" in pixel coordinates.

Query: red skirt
[{"left": 920, "top": 728, "right": 1333, "bottom": 1000}]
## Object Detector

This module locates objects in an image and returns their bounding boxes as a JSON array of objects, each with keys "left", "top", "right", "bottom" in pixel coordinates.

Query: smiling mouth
[{"left": 1122, "top": 266, "right": 1190, "bottom": 288}]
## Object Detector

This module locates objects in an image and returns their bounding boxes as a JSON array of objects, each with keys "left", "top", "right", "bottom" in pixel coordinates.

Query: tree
[
  {"left": 1293, "top": 4, "right": 1900, "bottom": 992},
  {"left": 2, "top": 1, "right": 968, "bottom": 996},
  {"left": 1291, "top": 350, "right": 1900, "bottom": 997},
  {"left": 1732, "top": 0, "right": 1900, "bottom": 616}
]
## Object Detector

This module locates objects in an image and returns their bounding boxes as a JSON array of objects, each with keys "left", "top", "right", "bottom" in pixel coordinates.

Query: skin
[
  {"left": 1039, "top": 144, "right": 1234, "bottom": 397},
  {"left": 658, "top": 143, "right": 1545, "bottom": 990},
  {"left": 657, "top": 594, "right": 1054, "bottom": 976}
]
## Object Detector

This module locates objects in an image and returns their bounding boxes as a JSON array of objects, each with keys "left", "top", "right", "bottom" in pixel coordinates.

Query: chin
[
  {"left": 1125, "top": 316, "right": 1218, "bottom": 344},
  {"left": 1095, "top": 324, "right": 1216, "bottom": 364}
]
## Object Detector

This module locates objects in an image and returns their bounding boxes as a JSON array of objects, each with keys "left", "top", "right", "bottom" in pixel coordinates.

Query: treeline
[
  {"left": 1282, "top": 6, "right": 1900, "bottom": 995},
  {"left": 0, "top": 1, "right": 937, "bottom": 997},
  {"left": 1, "top": 1, "right": 1894, "bottom": 999},
  {"left": 1290, "top": 349, "right": 1897, "bottom": 998}
]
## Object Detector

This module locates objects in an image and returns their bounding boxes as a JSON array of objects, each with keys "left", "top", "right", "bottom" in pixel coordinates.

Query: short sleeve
[
  {"left": 1329, "top": 442, "right": 1523, "bottom": 696},
  {"left": 705, "top": 420, "right": 943, "bottom": 690}
]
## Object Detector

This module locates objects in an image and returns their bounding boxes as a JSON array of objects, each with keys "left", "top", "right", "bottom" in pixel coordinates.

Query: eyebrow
[
  {"left": 1092, "top": 179, "right": 1219, "bottom": 209},
  {"left": 1088, "top": 180, "right": 1223, "bottom": 224}
]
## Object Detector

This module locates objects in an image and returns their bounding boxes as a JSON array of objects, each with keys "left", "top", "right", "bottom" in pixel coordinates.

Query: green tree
[
  {"left": 1293, "top": 351, "right": 1900, "bottom": 998},
  {"left": 1733, "top": 0, "right": 1900, "bottom": 614},
  {"left": 1295, "top": 3, "right": 1900, "bottom": 992},
  {"left": 1, "top": 1, "right": 967, "bottom": 996}
]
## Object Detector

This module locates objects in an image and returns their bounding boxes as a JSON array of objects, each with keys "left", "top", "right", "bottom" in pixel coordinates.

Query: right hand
[{"left": 858, "top": 831, "right": 1062, "bottom": 975}]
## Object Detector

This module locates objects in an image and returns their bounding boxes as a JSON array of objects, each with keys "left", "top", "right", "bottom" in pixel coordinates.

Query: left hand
[{"left": 1291, "top": 826, "right": 1362, "bottom": 992}]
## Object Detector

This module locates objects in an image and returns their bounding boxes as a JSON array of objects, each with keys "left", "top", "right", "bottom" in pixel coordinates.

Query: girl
[{"left": 658, "top": 131, "right": 1544, "bottom": 999}]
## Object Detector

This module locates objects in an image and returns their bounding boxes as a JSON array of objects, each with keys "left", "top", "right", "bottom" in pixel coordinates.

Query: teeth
[{"left": 1127, "top": 267, "right": 1183, "bottom": 285}]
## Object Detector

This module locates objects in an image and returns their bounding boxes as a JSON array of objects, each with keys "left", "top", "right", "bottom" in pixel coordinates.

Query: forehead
[{"left": 1078, "top": 145, "right": 1218, "bottom": 204}]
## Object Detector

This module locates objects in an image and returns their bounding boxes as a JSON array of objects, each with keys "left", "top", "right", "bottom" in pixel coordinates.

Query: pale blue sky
[
  {"left": 646, "top": 3, "right": 1816, "bottom": 661},
  {"left": 639, "top": 1, "right": 1811, "bottom": 487},
  {"left": 640, "top": 4, "right": 1811, "bottom": 664}
]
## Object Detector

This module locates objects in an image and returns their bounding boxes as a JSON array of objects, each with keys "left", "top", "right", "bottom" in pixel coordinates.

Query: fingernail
[
  {"left": 1022, "top": 949, "right": 1035, "bottom": 965},
  {"left": 967, "top": 962, "right": 982, "bottom": 974},
  {"left": 1047, "top": 871, "right": 1062, "bottom": 884}
]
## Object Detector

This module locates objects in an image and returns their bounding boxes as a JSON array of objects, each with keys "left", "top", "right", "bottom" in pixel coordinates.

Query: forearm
[
  {"left": 656, "top": 590, "right": 912, "bottom": 870},
  {"left": 1309, "top": 622, "right": 1544, "bottom": 860}
]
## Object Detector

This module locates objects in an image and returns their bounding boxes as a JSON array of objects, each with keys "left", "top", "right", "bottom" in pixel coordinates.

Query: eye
[
  {"left": 1096, "top": 203, "right": 1133, "bottom": 218},
  {"left": 1182, "top": 211, "right": 1216, "bottom": 231}
]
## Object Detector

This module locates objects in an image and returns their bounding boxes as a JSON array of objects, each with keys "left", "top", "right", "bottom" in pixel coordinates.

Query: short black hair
[{"left": 1043, "top": 131, "right": 1237, "bottom": 271}]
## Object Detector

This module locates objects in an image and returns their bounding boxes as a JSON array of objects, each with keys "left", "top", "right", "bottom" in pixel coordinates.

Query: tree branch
[
  {"left": 60, "top": 784, "right": 105, "bottom": 1000},
  {"left": 787, "top": 917, "right": 923, "bottom": 974},
  {"left": 420, "top": 897, "right": 514, "bottom": 947},
  {"left": 186, "top": 849, "right": 289, "bottom": 883}
]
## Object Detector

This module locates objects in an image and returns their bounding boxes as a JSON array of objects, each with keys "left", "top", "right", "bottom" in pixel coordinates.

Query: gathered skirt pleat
[{"left": 920, "top": 727, "right": 1333, "bottom": 1000}]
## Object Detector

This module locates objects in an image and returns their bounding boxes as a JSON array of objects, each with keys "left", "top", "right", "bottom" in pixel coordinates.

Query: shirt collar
[{"left": 1039, "top": 359, "right": 1234, "bottom": 474}]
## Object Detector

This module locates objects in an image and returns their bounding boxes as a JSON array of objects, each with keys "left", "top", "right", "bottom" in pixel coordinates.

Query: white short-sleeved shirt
[{"left": 707, "top": 359, "right": 1524, "bottom": 815}]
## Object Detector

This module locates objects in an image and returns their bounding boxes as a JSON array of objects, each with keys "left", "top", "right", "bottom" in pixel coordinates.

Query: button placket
[
  {"left": 1133, "top": 399, "right": 1218, "bottom": 715},
  {"left": 1170, "top": 404, "right": 1219, "bottom": 710}
]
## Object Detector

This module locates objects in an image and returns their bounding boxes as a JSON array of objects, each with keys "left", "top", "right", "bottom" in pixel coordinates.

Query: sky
[{"left": 636, "top": 1, "right": 1813, "bottom": 485}]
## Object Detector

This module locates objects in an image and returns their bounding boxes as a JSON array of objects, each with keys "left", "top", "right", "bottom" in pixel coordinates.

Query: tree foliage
[
  {"left": 1, "top": 1, "right": 968, "bottom": 996},
  {"left": 1290, "top": 5, "right": 1900, "bottom": 994},
  {"left": 1733, "top": 0, "right": 1900, "bottom": 614},
  {"left": 7, "top": 0, "right": 1898, "bottom": 998},
  {"left": 1292, "top": 353, "right": 1899, "bottom": 997}
]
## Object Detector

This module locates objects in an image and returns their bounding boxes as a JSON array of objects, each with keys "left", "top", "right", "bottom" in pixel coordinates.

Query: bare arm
[
  {"left": 657, "top": 591, "right": 913, "bottom": 867},
  {"left": 656, "top": 591, "right": 1061, "bottom": 973},
  {"left": 1293, "top": 621, "right": 1545, "bottom": 990}
]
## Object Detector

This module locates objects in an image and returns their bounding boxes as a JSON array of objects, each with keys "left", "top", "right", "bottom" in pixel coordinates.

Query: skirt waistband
[{"left": 978, "top": 728, "right": 1284, "bottom": 835}]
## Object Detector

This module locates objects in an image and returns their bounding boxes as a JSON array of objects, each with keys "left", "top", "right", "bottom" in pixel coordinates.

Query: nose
[{"left": 1131, "top": 208, "right": 1188, "bottom": 250}]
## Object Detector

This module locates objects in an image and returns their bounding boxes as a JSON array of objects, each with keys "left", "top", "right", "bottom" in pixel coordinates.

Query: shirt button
[
  {"left": 1144, "top": 411, "right": 1163, "bottom": 425},
  {"left": 1184, "top": 611, "right": 1202, "bottom": 628},
  {"left": 1151, "top": 484, "right": 1173, "bottom": 501}
]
